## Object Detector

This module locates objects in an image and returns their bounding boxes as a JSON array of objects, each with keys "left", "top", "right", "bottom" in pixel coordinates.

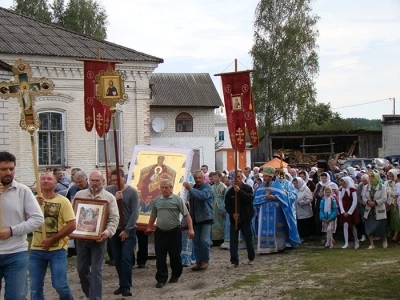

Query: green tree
[
  {"left": 250, "top": 0, "right": 319, "bottom": 136},
  {"left": 11, "top": 0, "right": 108, "bottom": 40},
  {"left": 63, "top": 0, "right": 108, "bottom": 40},
  {"left": 50, "top": 0, "right": 65, "bottom": 26},
  {"left": 12, "top": 0, "right": 52, "bottom": 23}
]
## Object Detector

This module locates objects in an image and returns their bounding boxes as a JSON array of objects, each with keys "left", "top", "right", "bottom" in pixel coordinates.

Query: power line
[{"left": 332, "top": 98, "right": 392, "bottom": 109}]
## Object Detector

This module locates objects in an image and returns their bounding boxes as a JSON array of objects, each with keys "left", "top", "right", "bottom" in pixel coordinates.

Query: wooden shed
[{"left": 251, "top": 130, "right": 382, "bottom": 167}]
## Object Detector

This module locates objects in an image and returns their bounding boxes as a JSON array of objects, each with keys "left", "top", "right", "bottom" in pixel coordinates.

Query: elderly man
[
  {"left": 225, "top": 170, "right": 255, "bottom": 268},
  {"left": 253, "top": 166, "right": 300, "bottom": 254},
  {"left": 252, "top": 167, "right": 260, "bottom": 180},
  {"left": 0, "top": 151, "right": 44, "bottom": 300},
  {"left": 66, "top": 170, "right": 89, "bottom": 202},
  {"left": 183, "top": 170, "right": 213, "bottom": 271},
  {"left": 106, "top": 168, "right": 139, "bottom": 297},
  {"left": 75, "top": 170, "right": 119, "bottom": 300},
  {"left": 30, "top": 172, "right": 76, "bottom": 300},
  {"left": 147, "top": 179, "right": 194, "bottom": 288}
]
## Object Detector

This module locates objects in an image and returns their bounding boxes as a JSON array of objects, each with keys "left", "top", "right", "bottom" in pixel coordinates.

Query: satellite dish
[{"left": 152, "top": 117, "right": 165, "bottom": 132}]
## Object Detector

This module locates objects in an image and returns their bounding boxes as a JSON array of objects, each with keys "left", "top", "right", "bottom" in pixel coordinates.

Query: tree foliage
[
  {"left": 12, "top": 0, "right": 52, "bottom": 23},
  {"left": 346, "top": 118, "right": 381, "bottom": 130},
  {"left": 274, "top": 102, "right": 356, "bottom": 132},
  {"left": 251, "top": 0, "right": 319, "bottom": 135},
  {"left": 63, "top": 0, "right": 108, "bottom": 40},
  {"left": 12, "top": 0, "right": 108, "bottom": 40}
]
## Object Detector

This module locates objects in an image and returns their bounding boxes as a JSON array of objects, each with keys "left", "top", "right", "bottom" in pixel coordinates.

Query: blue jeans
[
  {"left": 29, "top": 249, "right": 73, "bottom": 300},
  {"left": 0, "top": 251, "right": 28, "bottom": 300},
  {"left": 193, "top": 223, "right": 212, "bottom": 265},
  {"left": 76, "top": 240, "right": 107, "bottom": 300},
  {"left": 110, "top": 229, "right": 136, "bottom": 289}
]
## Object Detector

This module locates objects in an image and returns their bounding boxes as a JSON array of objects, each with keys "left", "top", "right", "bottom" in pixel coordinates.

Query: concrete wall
[{"left": 382, "top": 115, "right": 400, "bottom": 156}]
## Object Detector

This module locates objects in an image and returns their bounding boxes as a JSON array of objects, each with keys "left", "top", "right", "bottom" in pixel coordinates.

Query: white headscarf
[
  {"left": 318, "top": 172, "right": 338, "bottom": 190},
  {"left": 285, "top": 172, "right": 293, "bottom": 182},
  {"left": 294, "top": 176, "right": 306, "bottom": 192},
  {"left": 347, "top": 167, "right": 356, "bottom": 175},
  {"left": 339, "top": 176, "right": 355, "bottom": 198},
  {"left": 388, "top": 169, "right": 398, "bottom": 181}
]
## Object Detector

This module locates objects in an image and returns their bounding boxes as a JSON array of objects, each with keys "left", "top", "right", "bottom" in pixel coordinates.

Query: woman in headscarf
[
  {"left": 299, "top": 170, "right": 316, "bottom": 193},
  {"left": 363, "top": 172, "right": 388, "bottom": 249},
  {"left": 313, "top": 172, "right": 339, "bottom": 241},
  {"left": 338, "top": 177, "right": 360, "bottom": 249},
  {"left": 293, "top": 177, "right": 313, "bottom": 244},
  {"left": 356, "top": 174, "right": 369, "bottom": 242},
  {"left": 385, "top": 169, "right": 400, "bottom": 241}
]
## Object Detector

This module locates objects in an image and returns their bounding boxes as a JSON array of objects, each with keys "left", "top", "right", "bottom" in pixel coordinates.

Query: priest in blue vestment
[{"left": 253, "top": 166, "right": 300, "bottom": 254}]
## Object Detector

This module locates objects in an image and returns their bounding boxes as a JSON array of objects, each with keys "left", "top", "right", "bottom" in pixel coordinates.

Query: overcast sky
[{"left": 1, "top": 0, "right": 399, "bottom": 119}]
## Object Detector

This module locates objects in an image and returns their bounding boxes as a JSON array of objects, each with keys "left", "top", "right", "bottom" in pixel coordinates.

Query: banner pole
[{"left": 234, "top": 58, "right": 239, "bottom": 231}]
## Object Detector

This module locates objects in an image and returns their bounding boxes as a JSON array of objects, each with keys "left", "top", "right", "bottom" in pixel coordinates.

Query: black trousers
[
  {"left": 154, "top": 226, "right": 182, "bottom": 283},
  {"left": 136, "top": 230, "right": 148, "bottom": 265}
]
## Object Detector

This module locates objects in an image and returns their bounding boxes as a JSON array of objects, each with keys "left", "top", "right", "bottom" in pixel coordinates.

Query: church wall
[
  {"left": 150, "top": 107, "right": 216, "bottom": 171},
  {"left": 0, "top": 69, "right": 12, "bottom": 151},
  {"left": 1, "top": 53, "right": 158, "bottom": 186}
]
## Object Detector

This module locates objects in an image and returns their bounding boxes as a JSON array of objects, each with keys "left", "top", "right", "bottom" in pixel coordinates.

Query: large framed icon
[{"left": 69, "top": 198, "right": 109, "bottom": 241}]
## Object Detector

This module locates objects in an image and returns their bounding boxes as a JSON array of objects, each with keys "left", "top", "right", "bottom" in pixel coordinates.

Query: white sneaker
[
  {"left": 220, "top": 242, "right": 230, "bottom": 250},
  {"left": 373, "top": 236, "right": 381, "bottom": 241},
  {"left": 354, "top": 239, "right": 359, "bottom": 249},
  {"left": 382, "top": 240, "right": 388, "bottom": 248},
  {"left": 360, "top": 235, "right": 366, "bottom": 242},
  {"left": 341, "top": 244, "right": 348, "bottom": 249}
]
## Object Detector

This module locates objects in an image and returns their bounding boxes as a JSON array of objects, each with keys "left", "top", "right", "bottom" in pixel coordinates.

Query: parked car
[
  {"left": 385, "top": 154, "right": 400, "bottom": 165},
  {"left": 343, "top": 158, "right": 389, "bottom": 169}
]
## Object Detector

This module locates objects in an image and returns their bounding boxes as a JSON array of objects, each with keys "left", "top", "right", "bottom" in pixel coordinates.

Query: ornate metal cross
[{"left": 0, "top": 60, "right": 54, "bottom": 131}]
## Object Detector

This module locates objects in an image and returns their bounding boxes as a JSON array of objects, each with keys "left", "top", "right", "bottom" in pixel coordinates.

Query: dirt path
[{"left": 39, "top": 246, "right": 298, "bottom": 300}]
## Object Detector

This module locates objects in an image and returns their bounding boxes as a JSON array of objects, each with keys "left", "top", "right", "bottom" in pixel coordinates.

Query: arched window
[
  {"left": 37, "top": 111, "right": 66, "bottom": 166},
  {"left": 175, "top": 112, "right": 193, "bottom": 132}
]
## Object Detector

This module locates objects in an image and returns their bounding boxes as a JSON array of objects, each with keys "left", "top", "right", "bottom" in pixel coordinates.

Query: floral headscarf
[{"left": 369, "top": 172, "right": 380, "bottom": 188}]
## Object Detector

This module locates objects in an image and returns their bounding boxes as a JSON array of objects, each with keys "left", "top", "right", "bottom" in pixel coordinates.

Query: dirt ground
[{"left": 38, "top": 245, "right": 294, "bottom": 300}]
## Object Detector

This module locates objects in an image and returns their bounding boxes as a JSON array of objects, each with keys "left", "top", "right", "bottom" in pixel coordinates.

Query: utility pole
[{"left": 393, "top": 97, "right": 396, "bottom": 115}]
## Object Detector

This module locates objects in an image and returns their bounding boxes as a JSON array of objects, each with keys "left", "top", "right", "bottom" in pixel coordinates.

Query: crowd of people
[{"left": 1, "top": 150, "right": 400, "bottom": 300}]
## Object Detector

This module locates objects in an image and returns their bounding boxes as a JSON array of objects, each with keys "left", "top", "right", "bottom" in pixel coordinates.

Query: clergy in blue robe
[{"left": 253, "top": 166, "right": 300, "bottom": 254}]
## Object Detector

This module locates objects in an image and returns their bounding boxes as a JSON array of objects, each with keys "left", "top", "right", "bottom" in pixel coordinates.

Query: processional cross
[{"left": 0, "top": 59, "right": 54, "bottom": 233}]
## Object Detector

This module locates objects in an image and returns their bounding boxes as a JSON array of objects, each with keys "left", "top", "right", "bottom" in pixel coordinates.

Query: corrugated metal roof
[
  {"left": 0, "top": 7, "right": 163, "bottom": 63},
  {"left": 150, "top": 73, "right": 223, "bottom": 108}
]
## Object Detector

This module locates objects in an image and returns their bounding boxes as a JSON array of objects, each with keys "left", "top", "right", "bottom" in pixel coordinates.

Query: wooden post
[
  {"left": 28, "top": 126, "right": 46, "bottom": 237},
  {"left": 234, "top": 58, "right": 239, "bottom": 230},
  {"left": 110, "top": 107, "right": 123, "bottom": 229}
]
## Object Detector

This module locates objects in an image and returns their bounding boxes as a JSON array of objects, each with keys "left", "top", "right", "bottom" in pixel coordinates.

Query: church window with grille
[{"left": 37, "top": 111, "right": 66, "bottom": 166}]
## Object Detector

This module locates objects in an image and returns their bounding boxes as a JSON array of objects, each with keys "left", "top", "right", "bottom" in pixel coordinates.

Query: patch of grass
[
  {"left": 287, "top": 246, "right": 400, "bottom": 299},
  {"left": 207, "top": 245, "right": 400, "bottom": 299}
]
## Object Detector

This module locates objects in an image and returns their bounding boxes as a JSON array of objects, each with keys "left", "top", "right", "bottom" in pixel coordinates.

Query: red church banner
[
  {"left": 216, "top": 70, "right": 259, "bottom": 152},
  {"left": 83, "top": 60, "right": 115, "bottom": 136}
]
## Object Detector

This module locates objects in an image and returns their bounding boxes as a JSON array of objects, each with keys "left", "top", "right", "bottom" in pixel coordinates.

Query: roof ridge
[{"left": 0, "top": 6, "right": 163, "bottom": 62}]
